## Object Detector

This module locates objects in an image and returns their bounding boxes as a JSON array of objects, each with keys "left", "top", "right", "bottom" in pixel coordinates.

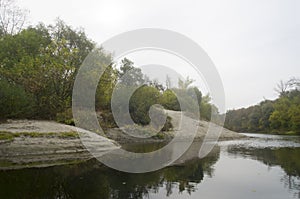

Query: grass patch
[
  {"left": 0, "top": 132, "right": 14, "bottom": 141},
  {"left": 14, "top": 132, "right": 44, "bottom": 138},
  {"left": 56, "top": 131, "right": 79, "bottom": 138},
  {"left": 0, "top": 131, "right": 79, "bottom": 140},
  {"left": 268, "top": 130, "right": 299, "bottom": 136},
  {"left": 282, "top": 131, "right": 299, "bottom": 136},
  {"left": 153, "top": 132, "right": 165, "bottom": 139}
]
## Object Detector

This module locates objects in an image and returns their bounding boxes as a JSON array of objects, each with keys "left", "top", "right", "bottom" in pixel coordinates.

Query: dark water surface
[{"left": 0, "top": 134, "right": 299, "bottom": 199}]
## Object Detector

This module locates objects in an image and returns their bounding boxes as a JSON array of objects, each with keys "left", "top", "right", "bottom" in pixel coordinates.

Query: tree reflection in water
[
  {"left": 0, "top": 143, "right": 220, "bottom": 199},
  {"left": 227, "top": 146, "right": 300, "bottom": 198}
]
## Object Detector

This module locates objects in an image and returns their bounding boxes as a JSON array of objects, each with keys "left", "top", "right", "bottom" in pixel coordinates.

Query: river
[{"left": 0, "top": 133, "right": 299, "bottom": 199}]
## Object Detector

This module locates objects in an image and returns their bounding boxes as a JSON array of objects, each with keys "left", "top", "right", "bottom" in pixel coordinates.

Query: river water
[{"left": 0, "top": 133, "right": 299, "bottom": 199}]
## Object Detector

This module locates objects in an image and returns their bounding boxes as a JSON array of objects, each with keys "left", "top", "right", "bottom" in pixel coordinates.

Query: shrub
[
  {"left": 0, "top": 79, "right": 35, "bottom": 119},
  {"left": 56, "top": 108, "right": 74, "bottom": 125},
  {"left": 129, "top": 85, "right": 161, "bottom": 125},
  {"left": 161, "top": 116, "right": 173, "bottom": 131}
]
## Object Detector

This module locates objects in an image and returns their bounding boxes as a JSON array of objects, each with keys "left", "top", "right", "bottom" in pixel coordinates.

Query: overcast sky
[{"left": 19, "top": 0, "right": 300, "bottom": 110}]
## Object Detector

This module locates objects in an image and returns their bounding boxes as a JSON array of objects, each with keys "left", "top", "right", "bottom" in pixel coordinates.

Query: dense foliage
[
  {"left": 0, "top": 23, "right": 215, "bottom": 129},
  {"left": 225, "top": 79, "right": 300, "bottom": 135},
  {"left": 0, "top": 1, "right": 216, "bottom": 133},
  {"left": 0, "top": 20, "right": 96, "bottom": 119}
]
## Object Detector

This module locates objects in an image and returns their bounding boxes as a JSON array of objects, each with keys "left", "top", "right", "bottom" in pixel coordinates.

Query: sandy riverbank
[
  {"left": 0, "top": 120, "right": 119, "bottom": 170},
  {"left": 0, "top": 111, "right": 246, "bottom": 170},
  {"left": 106, "top": 110, "right": 246, "bottom": 143}
]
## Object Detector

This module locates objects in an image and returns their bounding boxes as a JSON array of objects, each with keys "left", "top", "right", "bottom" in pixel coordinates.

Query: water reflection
[
  {"left": 227, "top": 146, "right": 300, "bottom": 198},
  {"left": 1, "top": 135, "right": 300, "bottom": 199},
  {"left": 0, "top": 144, "right": 220, "bottom": 199}
]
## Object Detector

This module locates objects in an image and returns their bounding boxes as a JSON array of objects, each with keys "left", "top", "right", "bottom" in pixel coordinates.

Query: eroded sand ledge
[
  {"left": 106, "top": 110, "right": 246, "bottom": 143},
  {"left": 0, "top": 111, "right": 246, "bottom": 170},
  {"left": 0, "top": 120, "right": 119, "bottom": 170}
]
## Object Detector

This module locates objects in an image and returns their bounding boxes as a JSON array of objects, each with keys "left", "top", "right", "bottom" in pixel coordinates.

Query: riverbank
[
  {"left": 106, "top": 110, "right": 246, "bottom": 144},
  {"left": 0, "top": 111, "right": 246, "bottom": 170},
  {"left": 0, "top": 120, "right": 119, "bottom": 170},
  {"left": 1, "top": 133, "right": 299, "bottom": 199},
  {"left": 235, "top": 130, "right": 300, "bottom": 136}
]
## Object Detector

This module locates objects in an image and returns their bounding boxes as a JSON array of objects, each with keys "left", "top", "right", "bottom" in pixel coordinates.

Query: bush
[
  {"left": 161, "top": 116, "right": 173, "bottom": 131},
  {"left": 129, "top": 85, "right": 161, "bottom": 125},
  {"left": 98, "top": 110, "right": 117, "bottom": 129},
  {"left": 56, "top": 108, "right": 74, "bottom": 125},
  {"left": 0, "top": 79, "right": 35, "bottom": 119},
  {"left": 159, "top": 89, "right": 180, "bottom": 111}
]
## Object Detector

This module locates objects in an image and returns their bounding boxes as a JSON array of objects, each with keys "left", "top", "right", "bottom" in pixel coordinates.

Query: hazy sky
[{"left": 19, "top": 0, "right": 300, "bottom": 110}]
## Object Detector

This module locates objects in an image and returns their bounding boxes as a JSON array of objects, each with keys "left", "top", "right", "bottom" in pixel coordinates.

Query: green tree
[
  {"left": 187, "top": 87, "right": 202, "bottom": 107},
  {"left": 248, "top": 106, "right": 261, "bottom": 131},
  {"left": 225, "top": 78, "right": 299, "bottom": 134},
  {"left": 159, "top": 89, "right": 180, "bottom": 111},
  {"left": 118, "top": 58, "right": 144, "bottom": 86},
  {"left": 2, "top": 39, "right": 79, "bottom": 118},
  {"left": 96, "top": 64, "right": 117, "bottom": 110},
  {"left": 0, "top": 26, "right": 51, "bottom": 69},
  {"left": 0, "top": 79, "right": 35, "bottom": 119},
  {"left": 47, "top": 19, "right": 95, "bottom": 68},
  {"left": 129, "top": 85, "right": 161, "bottom": 125},
  {"left": 258, "top": 101, "right": 274, "bottom": 130},
  {"left": 0, "top": 21, "right": 97, "bottom": 119},
  {"left": 200, "top": 94, "right": 212, "bottom": 121}
]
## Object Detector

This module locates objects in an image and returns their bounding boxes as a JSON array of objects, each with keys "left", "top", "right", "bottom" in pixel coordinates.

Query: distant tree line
[{"left": 224, "top": 78, "right": 300, "bottom": 135}]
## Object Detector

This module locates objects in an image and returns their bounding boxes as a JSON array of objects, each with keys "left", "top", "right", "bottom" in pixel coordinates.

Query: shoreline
[
  {"left": 237, "top": 131, "right": 300, "bottom": 136},
  {"left": 0, "top": 111, "right": 246, "bottom": 170}
]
